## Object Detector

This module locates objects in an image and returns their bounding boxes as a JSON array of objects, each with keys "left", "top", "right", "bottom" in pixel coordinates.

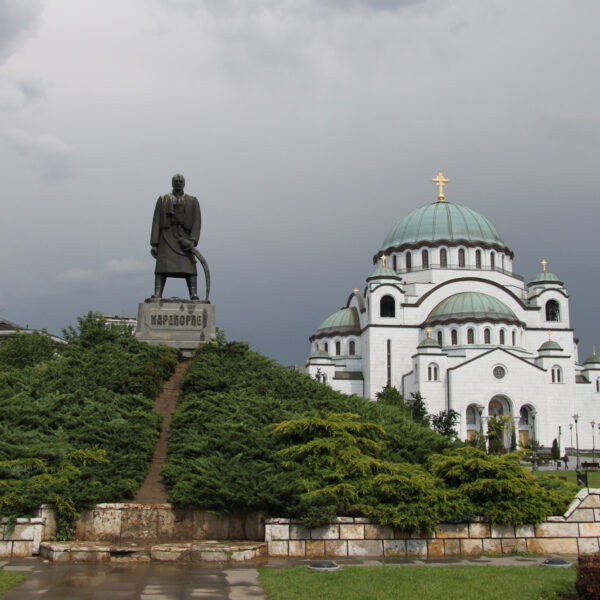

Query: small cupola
[
  {"left": 528, "top": 259, "right": 564, "bottom": 287},
  {"left": 537, "top": 331, "right": 563, "bottom": 354}
]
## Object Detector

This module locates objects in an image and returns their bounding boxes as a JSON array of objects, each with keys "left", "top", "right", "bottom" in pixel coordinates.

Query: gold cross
[
  {"left": 594, "top": 345, "right": 597, "bottom": 356},
  {"left": 432, "top": 171, "right": 449, "bottom": 202},
  {"left": 541, "top": 259, "right": 547, "bottom": 273},
  {"left": 426, "top": 327, "right": 432, "bottom": 339},
  {"left": 381, "top": 254, "right": 387, "bottom": 267},
  {"left": 548, "top": 330, "right": 552, "bottom": 341}
]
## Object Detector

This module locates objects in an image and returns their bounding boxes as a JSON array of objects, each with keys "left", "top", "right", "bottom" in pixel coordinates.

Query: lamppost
[
  {"left": 558, "top": 425, "right": 562, "bottom": 455},
  {"left": 573, "top": 414, "right": 581, "bottom": 471},
  {"left": 593, "top": 421, "right": 597, "bottom": 467},
  {"left": 570, "top": 423, "right": 573, "bottom": 453},
  {"left": 531, "top": 409, "right": 537, "bottom": 471}
]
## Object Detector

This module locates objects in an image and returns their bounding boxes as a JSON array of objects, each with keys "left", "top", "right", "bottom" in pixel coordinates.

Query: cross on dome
[
  {"left": 541, "top": 259, "right": 547, "bottom": 273},
  {"left": 432, "top": 171, "right": 449, "bottom": 202},
  {"left": 381, "top": 255, "right": 387, "bottom": 267}
]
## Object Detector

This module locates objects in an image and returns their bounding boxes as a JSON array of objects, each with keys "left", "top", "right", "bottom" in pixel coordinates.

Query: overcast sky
[{"left": 1, "top": 0, "right": 599, "bottom": 365}]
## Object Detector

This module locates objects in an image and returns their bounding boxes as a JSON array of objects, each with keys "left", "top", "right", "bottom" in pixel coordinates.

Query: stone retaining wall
[
  {"left": 265, "top": 488, "right": 600, "bottom": 559},
  {"left": 0, "top": 505, "right": 56, "bottom": 558}
]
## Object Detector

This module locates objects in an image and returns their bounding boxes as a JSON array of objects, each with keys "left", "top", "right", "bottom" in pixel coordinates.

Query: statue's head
[{"left": 172, "top": 173, "right": 185, "bottom": 191}]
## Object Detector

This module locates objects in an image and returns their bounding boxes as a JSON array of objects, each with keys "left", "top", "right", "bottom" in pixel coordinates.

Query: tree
[
  {"left": 551, "top": 438, "right": 560, "bottom": 460},
  {"left": 487, "top": 416, "right": 507, "bottom": 455},
  {"left": 430, "top": 409, "right": 459, "bottom": 438},
  {"left": 0, "top": 330, "right": 58, "bottom": 368},
  {"left": 376, "top": 385, "right": 408, "bottom": 411},
  {"left": 409, "top": 392, "right": 429, "bottom": 427}
]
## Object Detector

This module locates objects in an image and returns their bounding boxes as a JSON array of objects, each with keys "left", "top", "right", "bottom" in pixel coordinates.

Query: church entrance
[
  {"left": 518, "top": 405, "right": 536, "bottom": 448},
  {"left": 487, "top": 395, "right": 513, "bottom": 450}
]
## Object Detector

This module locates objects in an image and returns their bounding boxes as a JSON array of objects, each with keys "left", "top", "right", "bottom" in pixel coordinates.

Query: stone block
[
  {"left": 0, "top": 541, "right": 12, "bottom": 558},
  {"left": 515, "top": 525, "right": 534, "bottom": 538},
  {"left": 534, "top": 522, "right": 579, "bottom": 538},
  {"left": 444, "top": 539, "right": 461, "bottom": 556},
  {"left": 353, "top": 518, "right": 371, "bottom": 523},
  {"left": 79, "top": 508, "right": 122, "bottom": 541},
  {"left": 469, "top": 523, "right": 490, "bottom": 538},
  {"left": 383, "top": 540, "right": 406, "bottom": 557},
  {"left": 269, "top": 524, "right": 290, "bottom": 541},
  {"left": 339, "top": 524, "right": 364, "bottom": 539},
  {"left": 460, "top": 539, "right": 483, "bottom": 556},
  {"left": 406, "top": 539, "right": 427, "bottom": 557},
  {"left": 482, "top": 539, "right": 501, "bottom": 554},
  {"left": 347, "top": 540, "right": 383, "bottom": 557},
  {"left": 11, "top": 541, "right": 33, "bottom": 557},
  {"left": 491, "top": 525, "right": 515, "bottom": 538},
  {"left": 120, "top": 508, "right": 158, "bottom": 540},
  {"left": 594, "top": 509, "right": 600, "bottom": 522},
  {"left": 579, "top": 523, "right": 600, "bottom": 537},
  {"left": 427, "top": 540, "right": 445, "bottom": 559},
  {"left": 581, "top": 495, "right": 600, "bottom": 509},
  {"left": 393, "top": 528, "right": 411, "bottom": 539},
  {"left": 290, "top": 524, "right": 311, "bottom": 540},
  {"left": 10, "top": 523, "right": 35, "bottom": 540},
  {"left": 289, "top": 541, "right": 305, "bottom": 557},
  {"left": 156, "top": 508, "right": 176, "bottom": 539},
  {"left": 268, "top": 541, "right": 289, "bottom": 557},
  {"left": 436, "top": 524, "right": 468, "bottom": 539},
  {"left": 325, "top": 540, "right": 348, "bottom": 557},
  {"left": 72, "top": 550, "right": 111, "bottom": 562},
  {"left": 37, "top": 505, "right": 57, "bottom": 540},
  {"left": 567, "top": 508, "right": 595, "bottom": 523},
  {"left": 311, "top": 525, "right": 339, "bottom": 540},
  {"left": 527, "top": 538, "right": 579, "bottom": 555},
  {"left": 501, "top": 538, "right": 526, "bottom": 554},
  {"left": 306, "top": 540, "right": 325, "bottom": 558},
  {"left": 334, "top": 517, "right": 355, "bottom": 523},
  {"left": 578, "top": 538, "right": 600, "bottom": 555},
  {"left": 364, "top": 524, "right": 393, "bottom": 540}
]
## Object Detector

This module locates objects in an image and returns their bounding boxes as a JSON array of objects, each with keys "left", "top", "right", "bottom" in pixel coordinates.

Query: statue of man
[{"left": 150, "top": 173, "right": 201, "bottom": 300}]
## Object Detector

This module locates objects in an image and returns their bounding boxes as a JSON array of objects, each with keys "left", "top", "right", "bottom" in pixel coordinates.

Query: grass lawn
[
  {"left": 532, "top": 469, "right": 600, "bottom": 487},
  {"left": 259, "top": 566, "right": 575, "bottom": 600},
  {"left": 0, "top": 571, "right": 27, "bottom": 596}
]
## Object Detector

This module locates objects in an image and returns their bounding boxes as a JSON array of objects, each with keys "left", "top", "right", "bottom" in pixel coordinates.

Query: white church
[{"left": 307, "top": 173, "right": 600, "bottom": 450}]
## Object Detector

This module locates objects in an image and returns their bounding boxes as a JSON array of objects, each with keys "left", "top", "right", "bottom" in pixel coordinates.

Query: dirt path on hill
[{"left": 133, "top": 360, "right": 190, "bottom": 504}]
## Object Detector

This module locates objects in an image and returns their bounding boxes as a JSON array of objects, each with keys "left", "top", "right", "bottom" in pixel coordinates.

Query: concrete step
[{"left": 40, "top": 540, "right": 267, "bottom": 563}]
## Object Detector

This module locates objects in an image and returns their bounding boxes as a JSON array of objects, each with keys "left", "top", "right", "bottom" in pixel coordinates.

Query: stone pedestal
[{"left": 135, "top": 298, "right": 215, "bottom": 355}]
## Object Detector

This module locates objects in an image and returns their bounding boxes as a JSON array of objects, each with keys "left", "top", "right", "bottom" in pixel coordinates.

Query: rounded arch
[
  {"left": 466, "top": 403, "right": 484, "bottom": 438},
  {"left": 475, "top": 249, "right": 482, "bottom": 269},
  {"left": 467, "top": 327, "right": 475, "bottom": 344},
  {"left": 440, "top": 248, "right": 448, "bottom": 268},
  {"left": 458, "top": 247, "right": 466, "bottom": 268},
  {"left": 349, "top": 340, "right": 356, "bottom": 356},
  {"left": 427, "top": 362, "right": 439, "bottom": 381},
  {"left": 518, "top": 403, "right": 537, "bottom": 448},
  {"left": 484, "top": 327, "right": 491, "bottom": 344},
  {"left": 545, "top": 299, "right": 561, "bottom": 322},
  {"left": 551, "top": 364, "right": 563, "bottom": 383},
  {"left": 421, "top": 249, "right": 429, "bottom": 269}
]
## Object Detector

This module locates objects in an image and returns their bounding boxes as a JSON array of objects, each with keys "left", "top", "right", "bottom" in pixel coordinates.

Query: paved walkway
[{"left": 1, "top": 554, "right": 576, "bottom": 599}]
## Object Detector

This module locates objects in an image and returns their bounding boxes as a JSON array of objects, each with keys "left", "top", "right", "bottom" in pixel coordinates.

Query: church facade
[{"left": 307, "top": 174, "right": 600, "bottom": 451}]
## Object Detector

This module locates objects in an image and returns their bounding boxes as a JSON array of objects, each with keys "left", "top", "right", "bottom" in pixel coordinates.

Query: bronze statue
[{"left": 150, "top": 173, "right": 207, "bottom": 301}]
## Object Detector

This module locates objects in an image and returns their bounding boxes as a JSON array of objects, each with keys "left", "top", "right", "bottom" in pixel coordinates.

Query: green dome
[
  {"left": 425, "top": 292, "right": 520, "bottom": 326},
  {"left": 538, "top": 340, "right": 563, "bottom": 352},
  {"left": 584, "top": 353, "right": 600, "bottom": 365},
  {"left": 311, "top": 347, "right": 330, "bottom": 358},
  {"left": 311, "top": 308, "right": 360, "bottom": 339},
  {"left": 367, "top": 265, "right": 401, "bottom": 280},
  {"left": 418, "top": 336, "right": 441, "bottom": 349},
  {"left": 380, "top": 201, "right": 507, "bottom": 254},
  {"left": 528, "top": 271, "right": 563, "bottom": 286}
]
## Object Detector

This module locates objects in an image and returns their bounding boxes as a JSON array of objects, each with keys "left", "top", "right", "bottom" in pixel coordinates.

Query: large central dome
[{"left": 380, "top": 201, "right": 509, "bottom": 255}]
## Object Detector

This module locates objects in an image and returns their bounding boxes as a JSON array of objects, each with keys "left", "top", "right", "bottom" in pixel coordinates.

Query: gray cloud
[{"left": 0, "top": 0, "right": 44, "bottom": 61}]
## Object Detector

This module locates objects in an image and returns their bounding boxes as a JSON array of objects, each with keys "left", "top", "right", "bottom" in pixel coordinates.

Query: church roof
[
  {"left": 380, "top": 201, "right": 507, "bottom": 255},
  {"left": 424, "top": 292, "right": 520, "bottom": 326},
  {"left": 311, "top": 307, "right": 360, "bottom": 339},
  {"left": 528, "top": 271, "right": 563, "bottom": 286},
  {"left": 418, "top": 336, "right": 441, "bottom": 349},
  {"left": 584, "top": 353, "right": 600, "bottom": 365},
  {"left": 538, "top": 340, "right": 563, "bottom": 352},
  {"left": 367, "top": 265, "right": 401, "bottom": 281}
]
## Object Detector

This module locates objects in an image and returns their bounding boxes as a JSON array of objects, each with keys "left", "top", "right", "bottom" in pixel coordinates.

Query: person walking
[{"left": 563, "top": 452, "right": 569, "bottom": 470}]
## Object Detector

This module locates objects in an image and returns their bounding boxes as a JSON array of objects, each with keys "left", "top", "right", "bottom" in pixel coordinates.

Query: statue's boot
[
  {"left": 152, "top": 274, "right": 166, "bottom": 298},
  {"left": 187, "top": 275, "right": 199, "bottom": 301}
]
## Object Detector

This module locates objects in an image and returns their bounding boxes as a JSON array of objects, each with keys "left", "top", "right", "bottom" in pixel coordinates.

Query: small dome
[
  {"left": 311, "top": 307, "right": 360, "bottom": 340},
  {"left": 528, "top": 271, "right": 563, "bottom": 286},
  {"left": 538, "top": 340, "right": 563, "bottom": 352},
  {"left": 418, "top": 336, "right": 441, "bottom": 349},
  {"left": 584, "top": 353, "right": 600, "bottom": 365},
  {"left": 311, "top": 347, "right": 330, "bottom": 358},
  {"left": 425, "top": 292, "right": 520, "bottom": 326},
  {"left": 367, "top": 265, "right": 401, "bottom": 281},
  {"left": 379, "top": 201, "right": 509, "bottom": 255}
]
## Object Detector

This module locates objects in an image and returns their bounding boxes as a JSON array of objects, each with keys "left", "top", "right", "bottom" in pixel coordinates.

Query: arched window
[
  {"left": 422, "top": 249, "right": 429, "bottom": 269},
  {"left": 512, "top": 330, "right": 516, "bottom": 346},
  {"left": 546, "top": 300, "right": 560, "bottom": 322},
  {"left": 475, "top": 250, "right": 482, "bottom": 269},
  {"left": 380, "top": 295, "right": 395, "bottom": 317},
  {"left": 406, "top": 252, "right": 412, "bottom": 272},
  {"left": 349, "top": 341, "right": 356, "bottom": 356},
  {"left": 596, "top": 378, "right": 600, "bottom": 393},
  {"left": 519, "top": 406, "right": 529, "bottom": 425},
  {"left": 440, "top": 249, "right": 448, "bottom": 268},
  {"left": 437, "top": 331, "right": 443, "bottom": 345},
  {"left": 466, "top": 405, "right": 477, "bottom": 425},
  {"left": 499, "top": 329, "right": 506, "bottom": 345},
  {"left": 392, "top": 255, "right": 397, "bottom": 271},
  {"left": 501, "top": 255, "right": 505, "bottom": 271},
  {"left": 551, "top": 365, "right": 562, "bottom": 383},
  {"left": 458, "top": 248, "right": 466, "bottom": 267},
  {"left": 324, "top": 342, "right": 328, "bottom": 353},
  {"left": 467, "top": 328, "right": 474, "bottom": 344},
  {"left": 484, "top": 328, "right": 491, "bottom": 344},
  {"left": 335, "top": 341, "right": 341, "bottom": 355},
  {"left": 490, "top": 252, "right": 496, "bottom": 269},
  {"left": 428, "top": 363, "right": 439, "bottom": 381},
  {"left": 451, "top": 329, "right": 458, "bottom": 345}
]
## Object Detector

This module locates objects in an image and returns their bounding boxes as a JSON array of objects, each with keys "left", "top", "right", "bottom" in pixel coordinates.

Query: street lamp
[
  {"left": 531, "top": 409, "right": 537, "bottom": 471},
  {"left": 573, "top": 414, "right": 581, "bottom": 471},
  {"left": 570, "top": 424, "right": 573, "bottom": 453},
  {"left": 475, "top": 404, "right": 484, "bottom": 435},
  {"left": 592, "top": 421, "right": 596, "bottom": 467}
]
